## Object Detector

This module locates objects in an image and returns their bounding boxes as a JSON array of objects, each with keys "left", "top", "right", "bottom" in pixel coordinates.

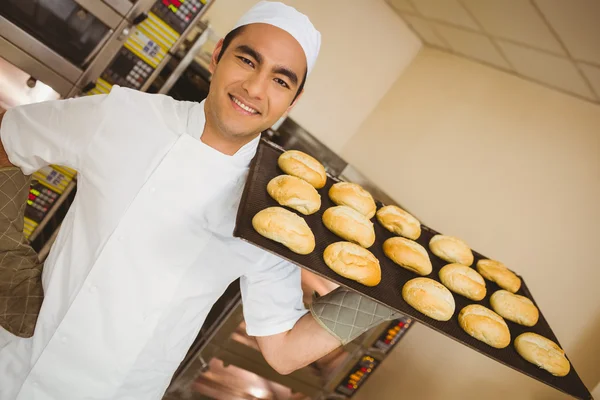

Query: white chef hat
[{"left": 232, "top": 1, "right": 321, "bottom": 75}]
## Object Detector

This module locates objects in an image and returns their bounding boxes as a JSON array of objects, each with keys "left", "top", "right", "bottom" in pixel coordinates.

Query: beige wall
[
  {"left": 344, "top": 48, "right": 600, "bottom": 399},
  {"left": 203, "top": 0, "right": 421, "bottom": 153}
]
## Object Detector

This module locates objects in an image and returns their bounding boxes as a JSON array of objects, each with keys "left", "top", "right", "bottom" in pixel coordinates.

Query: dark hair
[{"left": 217, "top": 26, "right": 307, "bottom": 102}]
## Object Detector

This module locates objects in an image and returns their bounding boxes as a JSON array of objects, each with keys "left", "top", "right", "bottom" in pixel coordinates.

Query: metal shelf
[
  {"left": 37, "top": 222, "right": 62, "bottom": 262},
  {"left": 28, "top": 180, "right": 77, "bottom": 243}
]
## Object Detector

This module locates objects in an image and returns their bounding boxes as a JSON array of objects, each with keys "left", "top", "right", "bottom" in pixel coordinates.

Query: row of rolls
[{"left": 251, "top": 149, "right": 570, "bottom": 377}]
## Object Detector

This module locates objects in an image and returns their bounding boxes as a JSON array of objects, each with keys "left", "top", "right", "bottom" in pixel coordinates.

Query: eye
[
  {"left": 274, "top": 78, "right": 289, "bottom": 89},
  {"left": 237, "top": 56, "right": 254, "bottom": 68}
]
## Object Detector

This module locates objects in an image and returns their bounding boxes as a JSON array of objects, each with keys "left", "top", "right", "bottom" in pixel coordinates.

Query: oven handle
[
  {"left": 198, "top": 356, "right": 209, "bottom": 373},
  {"left": 132, "top": 13, "right": 148, "bottom": 26}
]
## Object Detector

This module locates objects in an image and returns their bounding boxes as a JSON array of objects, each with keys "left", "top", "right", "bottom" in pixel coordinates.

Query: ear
[{"left": 209, "top": 38, "right": 225, "bottom": 74}]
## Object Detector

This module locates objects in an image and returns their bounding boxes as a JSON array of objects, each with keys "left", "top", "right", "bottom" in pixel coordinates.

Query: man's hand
[
  {"left": 255, "top": 287, "right": 399, "bottom": 375},
  {"left": 309, "top": 286, "right": 400, "bottom": 345},
  {"left": 0, "top": 164, "right": 42, "bottom": 337}
]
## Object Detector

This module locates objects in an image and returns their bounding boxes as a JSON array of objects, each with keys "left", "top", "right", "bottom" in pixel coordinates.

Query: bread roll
[
  {"left": 476, "top": 259, "right": 521, "bottom": 293},
  {"left": 277, "top": 150, "right": 327, "bottom": 189},
  {"left": 490, "top": 290, "right": 539, "bottom": 327},
  {"left": 267, "top": 175, "right": 321, "bottom": 215},
  {"left": 328, "top": 182, "right": 376, "bottom": 219},
  {"left": 438, "top": 263, "right": 486, "bottom": 301},
  {"left": 322, "top": 206, "right": 375, "bottom": 248},
  {"left": 323, "top": 242, "right": 381, "bottom": 286},
  {"left": 458, "top": 304, "right": 511, "bottom": 349},
  {"left": 402, "top": 278, "right": 455, "bottom": 321},
  {"left": 429, "top": 235, "right": 474, "bottom": 266},
  {"left": 514, "top": 333, "right": 570, "bottom": 377},
  {"left": 252, "top": 207, "right": 315, "bottom": 255},
  {"left": 383, "top": 237, "right": 432, "bottom": 276},
  {"left": 376, "top": 205, "right": 421, "bottom": 240}
]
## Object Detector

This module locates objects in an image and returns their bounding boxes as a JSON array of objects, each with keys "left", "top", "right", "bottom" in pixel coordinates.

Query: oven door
[
  {"left": 0, "top": 0, "right": 153, "bottom": 96},
  {"left": 0, "top": 1, "right": 119, "bottom": 67},
  {"left": 164, "top": 272, "right": 352, "bottom": 400}
]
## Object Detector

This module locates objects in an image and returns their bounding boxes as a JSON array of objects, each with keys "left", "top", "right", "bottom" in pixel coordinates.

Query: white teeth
[{"left": 232, "top": 96, "right": 258, "bottom": 114}]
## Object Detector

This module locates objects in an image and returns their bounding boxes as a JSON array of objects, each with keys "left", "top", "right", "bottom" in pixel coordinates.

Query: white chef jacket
[{"left": 0, "top": 86, "right": 307, "bottom": 400}]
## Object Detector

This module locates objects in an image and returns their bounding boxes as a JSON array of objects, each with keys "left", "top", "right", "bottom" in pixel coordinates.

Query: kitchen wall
[
  {"left": 344, "top": 47, "right": 600, "bottom": 399},
  {"left": 203, "top": 0, "right": 421, "bottom": 153}
]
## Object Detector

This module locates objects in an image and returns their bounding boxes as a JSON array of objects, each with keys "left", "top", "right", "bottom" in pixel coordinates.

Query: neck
[
  {"left": 201, "top": 113, "right": 260, "bottom": 157},
  {"left": 200, "top": 128, "right": 255, "bottom": 156}
]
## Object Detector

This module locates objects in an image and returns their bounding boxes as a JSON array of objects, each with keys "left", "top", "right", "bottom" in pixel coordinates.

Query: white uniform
[{"left": 0, "top": 87, "right": 307, "bottom": 400}]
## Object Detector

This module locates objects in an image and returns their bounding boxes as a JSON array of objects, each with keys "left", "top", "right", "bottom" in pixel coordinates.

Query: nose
[{"left": 241, "top": 70, "right": 268, "bottom": 100}]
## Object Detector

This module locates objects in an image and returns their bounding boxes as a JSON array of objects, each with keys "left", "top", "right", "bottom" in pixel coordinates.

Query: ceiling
[{"left": 386, "top": 0, "right": 600, "bottom": 103}]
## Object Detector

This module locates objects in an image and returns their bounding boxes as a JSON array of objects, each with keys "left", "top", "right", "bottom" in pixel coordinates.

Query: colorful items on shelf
[{"left": 23, "top": 165, "right": 76, "bottom": 239}]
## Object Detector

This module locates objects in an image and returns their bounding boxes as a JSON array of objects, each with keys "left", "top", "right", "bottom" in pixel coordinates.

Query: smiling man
[{"left": 0, "top": 2, "right": 398, "bottom": 399}]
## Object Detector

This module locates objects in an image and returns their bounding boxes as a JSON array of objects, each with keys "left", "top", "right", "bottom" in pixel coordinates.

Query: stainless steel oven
[
  {"left": 0, "top": 0, "right": 212, "bottom": 97},
  {"left": 164, "top": 270, "right": 414, "bottom": 400},
  {"left": 0, "top": 0, "right": 152, "bottom": 96}
]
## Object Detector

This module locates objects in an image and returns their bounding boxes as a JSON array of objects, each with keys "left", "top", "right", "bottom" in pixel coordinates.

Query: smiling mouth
[{"left": 229, "top": 94, "right": 260, "bottom": 115}]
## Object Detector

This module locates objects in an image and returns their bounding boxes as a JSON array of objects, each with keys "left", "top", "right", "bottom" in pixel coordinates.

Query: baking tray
[{"left": 233, "top": 140, "right": 592, "bottom": 400}]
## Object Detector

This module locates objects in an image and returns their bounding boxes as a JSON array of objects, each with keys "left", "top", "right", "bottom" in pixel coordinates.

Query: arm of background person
[
  {"left": 242, "top": 257, "right": 398, "bottom": 375},
  {"left": 255, "top": 311, "right": 342, "bottom": 375}
]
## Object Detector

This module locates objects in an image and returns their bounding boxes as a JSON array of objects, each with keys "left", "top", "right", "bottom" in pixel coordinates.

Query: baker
[{"left": 0, "top": 2, "right": 398, "bottom": 399}]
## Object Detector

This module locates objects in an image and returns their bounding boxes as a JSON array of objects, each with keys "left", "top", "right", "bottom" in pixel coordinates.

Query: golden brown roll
[
  {"left": 429, "top": 235, "right": 474, "bottom": 266},
  {"left": 328, "top": 182, "right": 376, "bottom": 219},
  {"left": 277, "top": 150, "right": 327, "bottom": 189},
  {"left": 252, "top": 207, "right": 315, "bottom": 255},
  {"left": 267, "top": 175, "right": 321, "bottom": 215},
  {"left": 383, "top": 237, "right": 432, "bottom": 276},
  {"left": 323, "top": 242, "right": 381, "bottom": 286},
  {"left": 438, "top": 263, "right": 486, "bottom": 301},
  {"left": 476, "top": 259, "right": 521, "bottom": 293},
  {"left": 458, "top": 304, "right": 511, "bottom": 349},
  {"left": 322, "top": 206, "right": 375, "bottom": 248},
  {"left": 490, "top": 290, "right": 539, "bottom": 327},
  {"left": 402, "top": 278, "right": 455, "bottom": 321},
  {"left": 376, "top": 205, "right": 421, "bottom": 240},
  {"left": 514, "top": 333, "right": 570, "bottom": 377}
]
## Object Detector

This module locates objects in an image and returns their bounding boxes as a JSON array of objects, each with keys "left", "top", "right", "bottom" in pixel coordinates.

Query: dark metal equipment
[
  {"left": 164, "top": 276, "right": 413, "bottom": 400},
  {"left": 0, "top": 0, "right": 214, "bottom": 97}
]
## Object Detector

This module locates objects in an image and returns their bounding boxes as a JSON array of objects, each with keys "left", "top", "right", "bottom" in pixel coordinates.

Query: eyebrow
[
  {"left": 235, "top": 44, "right": 299, "bottom": 87},
  {"left": 273, "top": 66, "right": 298, "bottom": 86},
  {"left": 236, "top": 45, "right": 263, "bottom": 65}
]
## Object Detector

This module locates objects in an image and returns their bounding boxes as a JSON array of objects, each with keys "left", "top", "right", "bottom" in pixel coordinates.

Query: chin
[{"left": 213, "top": 105, "right": 277, "bottom": 139}]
